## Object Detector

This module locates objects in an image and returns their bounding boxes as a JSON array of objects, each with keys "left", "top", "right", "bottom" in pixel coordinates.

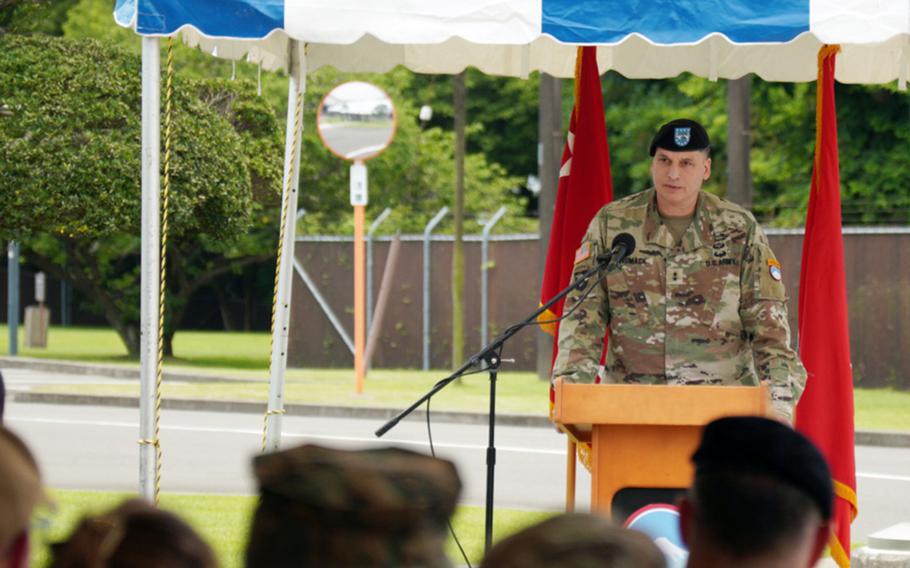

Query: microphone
[{"left": 597, "top": 233, "right": 636, "bottom": 267}]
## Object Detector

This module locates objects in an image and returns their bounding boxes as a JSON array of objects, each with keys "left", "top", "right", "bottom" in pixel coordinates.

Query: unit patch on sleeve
[{"left": 767, "top": 258, "right": 783, "bottom": 281}]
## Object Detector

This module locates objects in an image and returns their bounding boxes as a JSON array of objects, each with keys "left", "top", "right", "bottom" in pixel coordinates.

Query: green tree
[
  {"left": 63, "top": 0, "right": 291, "bottom": 118},
  {"left": 598, "top": 73, "right": 910, "bottom": 227},
  {"left": 404, "top": 69, "right": 540, "bottom": 185},
  {"left": 61, "top": 0, "right": 910, "bottom": 230},
  {"left": 752, "top": 82, "right": 910, "bottom": 225},
  {"left": 294, "top": 66, "right": 529, "bottom": 235},
  {"left": 63, "top": 0, "right": 529, "bottom": 235},
  {"left": 1, "top": 0, "right": 80, "bottom": 35},
  {"left": 0, "top": 34, "right": 283, "bottom": 355}
]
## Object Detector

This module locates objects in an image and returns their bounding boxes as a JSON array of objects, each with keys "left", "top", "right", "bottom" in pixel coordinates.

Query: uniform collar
[{"left": 643, "top": 189, "right": 715, "bottom": 252}]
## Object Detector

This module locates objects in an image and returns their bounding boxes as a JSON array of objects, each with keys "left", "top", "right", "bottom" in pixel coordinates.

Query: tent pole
[
  {"left": 264, "top": 41, "right": 306, "bottom": 452},
  {"left": 139, "top": 36, "right": 161, "bottom": 501}
]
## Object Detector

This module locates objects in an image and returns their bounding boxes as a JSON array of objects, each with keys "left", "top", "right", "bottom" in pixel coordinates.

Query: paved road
[
  {"left": 5, "top": 401, "right": 589, "bottom": 506},
  {"left": 6, "top": 401, "right": 910, "bottom": 543},
  {"left": 318, "top": 122, "right": 393, "bottom": 159}
]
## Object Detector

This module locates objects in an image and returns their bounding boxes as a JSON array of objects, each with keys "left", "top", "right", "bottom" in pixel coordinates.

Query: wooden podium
[{"left": 550, "top": 380, "right": 772, "bottom": 516}]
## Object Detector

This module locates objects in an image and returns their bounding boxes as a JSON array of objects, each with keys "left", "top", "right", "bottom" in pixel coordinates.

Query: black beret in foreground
[
  {"left": 692, "top": 416, "right": 833, "bottom": 521},
  {"left": 649, "top": 118, "right": 711, "bottom": 155}
]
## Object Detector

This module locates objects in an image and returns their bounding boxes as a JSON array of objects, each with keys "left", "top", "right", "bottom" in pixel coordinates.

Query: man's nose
[{"left": 668, "top": 163, "right": 681, "bottom": 179}]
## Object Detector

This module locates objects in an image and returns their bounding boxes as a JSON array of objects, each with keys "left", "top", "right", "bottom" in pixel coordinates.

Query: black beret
[
  {"left": 692, "top": 417, "right": 833, "bottom": 521},
  {"left": 649, "top": 118, "right": 710, "bottom": 156}
]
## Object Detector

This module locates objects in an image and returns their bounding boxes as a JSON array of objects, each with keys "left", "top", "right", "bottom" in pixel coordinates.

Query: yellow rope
[
  {"left": 261, "top": 89, "right": 304, "bottom": 453},
  {"left": 833, "top": 479, "right": 858, "bottom": 521},
  {"left": 145, "top": 37, "right": 175, "bottom": 506},
  {"left": 261, "top": 409, "right": 287, "bottom": 451}
]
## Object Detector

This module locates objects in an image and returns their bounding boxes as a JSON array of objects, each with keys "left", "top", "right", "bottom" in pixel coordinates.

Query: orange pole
[
  {"left": 566, "top": 439, "right": 577, "bottom": 512},
  {"left": 354, "top": 204, "right": 366, "bottom": 394}
]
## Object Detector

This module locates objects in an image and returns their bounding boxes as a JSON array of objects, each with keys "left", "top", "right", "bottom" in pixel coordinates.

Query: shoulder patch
[
  {"left": 768, "top": 258, "right": 782, "bottom": 281},
  {"left": 574, "top": 242, "right": 591, "bottom": 265}
]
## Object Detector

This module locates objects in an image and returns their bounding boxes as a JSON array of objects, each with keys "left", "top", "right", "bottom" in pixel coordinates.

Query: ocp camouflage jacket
[{"left": 552, "top": 188, "right": 806, "bottom": 420}]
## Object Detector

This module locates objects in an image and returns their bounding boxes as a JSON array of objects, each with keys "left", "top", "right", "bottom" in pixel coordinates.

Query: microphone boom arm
[
  {"left": 374, "top": 233, "right": 633, "bottom": 554},
  {"left": 374, "top": 246, "right": 618, "bottom": 437}
]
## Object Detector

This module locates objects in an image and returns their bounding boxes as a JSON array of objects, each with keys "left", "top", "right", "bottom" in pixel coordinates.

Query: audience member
[
  {"left": 48, "top": 499, "right": 216, "bottom": 568},
  {"left": 480, "top": 512, "right": 665, "bottom": 568},
  {"left": 680, "top": 416, "right": 833, "bottom": 568},
  {"left": 246, "top": 444, "right": 461, "bottom": 568},
  {"left": 0, "top": 426, "right": 44, "bottom": 568},
  {"left": 0, "top": 370, "right": 6, "bottom": 421}
]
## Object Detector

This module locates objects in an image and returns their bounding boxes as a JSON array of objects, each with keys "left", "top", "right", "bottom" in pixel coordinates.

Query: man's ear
[
  {"left": 678, "top": 495, "right": 694, "bottom": 548},
  {"left": 703, "top": 157, "right": 712, "bottom": 181}
]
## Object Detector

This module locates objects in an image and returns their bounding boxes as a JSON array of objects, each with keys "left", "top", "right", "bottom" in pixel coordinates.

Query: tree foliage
[
  {"left": 59, "top": 0, "right": 530, "bottom": 235},
  {"left": 405, "top": 70, "right": 540, "bottom": 182},
  {"left": 1, "top": 0, "right": 80, "bottom": 35},
  {"left": 294, "top": 66, "right": 529, "bottom": 235},
  {"left": 598, "top": 73, "right": 910, "bottom": 226},
  {"left": 0, "top": 34, "right": 283, "bottom": 354}
]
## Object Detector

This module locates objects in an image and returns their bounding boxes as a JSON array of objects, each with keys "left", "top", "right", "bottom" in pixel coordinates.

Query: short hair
[
  {"left": 480, "top": 513, "right": 665, "bottom": 568},
  {"left": 49, "top": 499, "right": 216, "bottom": 568},
  {"left": 688, "top": 471, "right": 822, "bottom": 558}
]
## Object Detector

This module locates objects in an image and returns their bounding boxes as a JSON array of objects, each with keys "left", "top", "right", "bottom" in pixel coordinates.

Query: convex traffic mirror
[{"left": 317, "top": 81, "right": 397, "bottom": 162}]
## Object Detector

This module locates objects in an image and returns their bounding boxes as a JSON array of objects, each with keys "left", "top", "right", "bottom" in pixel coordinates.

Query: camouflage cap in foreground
[
  {"left": 480, "top": 512, "right": 665, "bottom": 568},
  {"left": 247, "top": 444, "right": 461, "bottom": 568}
]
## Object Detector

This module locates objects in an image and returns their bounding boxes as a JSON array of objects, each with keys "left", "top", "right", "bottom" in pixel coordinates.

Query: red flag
[
  {"left": 795, "top": 45, "right": 857, "bottom": 567},
  {"left": 538, "top": 46, "right": 613, "bottom": 385}
]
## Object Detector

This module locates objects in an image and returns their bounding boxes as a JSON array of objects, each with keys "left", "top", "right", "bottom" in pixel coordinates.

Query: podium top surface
[{"left": 551, "top": 380, "right": 772, "bottom": 427}]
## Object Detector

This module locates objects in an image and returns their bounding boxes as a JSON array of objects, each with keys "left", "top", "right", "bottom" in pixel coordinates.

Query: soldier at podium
[{"left": 552, "top": 118, "right": 806, "bottom": 421}]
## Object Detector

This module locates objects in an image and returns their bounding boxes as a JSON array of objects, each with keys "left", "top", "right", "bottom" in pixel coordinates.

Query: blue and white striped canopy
[{"left": 115, "top": 0, "right": 910, "bottom": 83}]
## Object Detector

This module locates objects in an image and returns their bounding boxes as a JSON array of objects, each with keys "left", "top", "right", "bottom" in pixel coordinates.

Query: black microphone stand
[{"left": 375, "top": 249, "right": 621, "bottom": 554}]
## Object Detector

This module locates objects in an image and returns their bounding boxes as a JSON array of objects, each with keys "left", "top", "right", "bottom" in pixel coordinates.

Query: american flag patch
[{"left": 574, "top": 242, "right": 591, "bottom": 265}]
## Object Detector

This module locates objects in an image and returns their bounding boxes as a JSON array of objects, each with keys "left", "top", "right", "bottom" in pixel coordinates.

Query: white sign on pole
[
  {"left": 350, "top": 161, "right": 368, "bottom": 206},
  {"left": 35, "top": 272, "right": 46, "bottom": 303}
]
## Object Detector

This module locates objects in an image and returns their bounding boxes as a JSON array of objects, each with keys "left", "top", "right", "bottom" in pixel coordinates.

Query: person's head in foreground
[
  {"left": 480, "top": 512, "right": 664, "bottom": 568},
  {"left": 680, "top": 416, "right": 833, "bottom": 568},
  {"left": 48, "top": 499, "right": 216, "bottom": 568},
  {"left": 246, "top": 444, "right": 462, "bottom": 568},
  {"left": 0, "top": 426, "right": 43, "bottom": 568},
  {"left": 0, "top": 370, "right": 7, "bottom": 421}
]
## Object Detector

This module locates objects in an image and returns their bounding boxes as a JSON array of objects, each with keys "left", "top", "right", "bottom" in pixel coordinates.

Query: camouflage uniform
[
  {"left": 246, "top": 444, "right": 461, "bottom": 568},
  {"left": 552, "top": 188, "right": 806, "bottom": 420}
]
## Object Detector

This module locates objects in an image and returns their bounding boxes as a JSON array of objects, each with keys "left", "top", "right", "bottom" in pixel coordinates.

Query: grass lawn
[
  {"left": 30, "top": 367, "right": 551, "bottom": 415},
  {"left": 30, "top": 489, "right": 553, "bottom": 568},
  {"left": 853, "top": 388, "right": 910, "bottom": 431},
  {"left": 3, "top": 325, "right": 909, "bottom": 429},
  {"left": 0, "top": 325, "right": 271, "bottom": 370}
]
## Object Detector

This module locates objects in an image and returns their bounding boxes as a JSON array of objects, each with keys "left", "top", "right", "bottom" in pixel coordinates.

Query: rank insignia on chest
[
  {"left": 574, "top": 242, "right": 591, "bottom": 265},
  {"left": 767, "top": 258, "right": 783, "bottom": 281}
]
